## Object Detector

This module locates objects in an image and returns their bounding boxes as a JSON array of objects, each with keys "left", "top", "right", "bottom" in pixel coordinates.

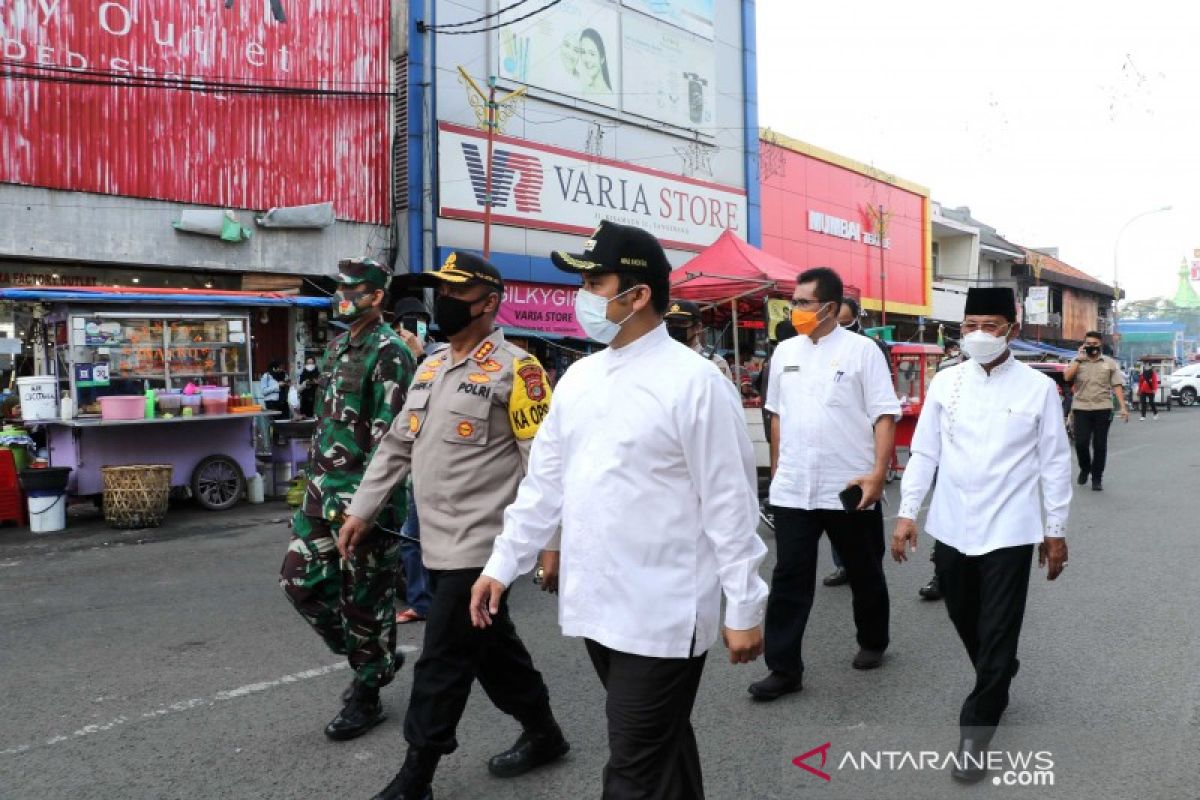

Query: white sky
[{"left": 756, "top": 0, "right": 1200, "bottom": 303}]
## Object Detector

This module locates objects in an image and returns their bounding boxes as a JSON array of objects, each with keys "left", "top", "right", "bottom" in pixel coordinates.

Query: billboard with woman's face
[{"left": 498, "top": 0, "right": 620, "bottom": 108}]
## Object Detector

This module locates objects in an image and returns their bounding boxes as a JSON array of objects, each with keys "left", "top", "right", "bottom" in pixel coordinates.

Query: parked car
[
  {"left": 1029, "top": 361, "right": 1073, "bottom": 420},
  {"left": 1169, "top": 362, "right": 1200, "bottom": 407}
]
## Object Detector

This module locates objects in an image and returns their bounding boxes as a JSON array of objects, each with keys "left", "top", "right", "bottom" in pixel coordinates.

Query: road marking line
[{"left": 0, "top": 645, "right": 421, "bottom": 758}]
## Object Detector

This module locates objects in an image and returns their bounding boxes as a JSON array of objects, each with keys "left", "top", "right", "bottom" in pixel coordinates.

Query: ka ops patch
[{"left": 508, "top": 355, "right": 552, "bottom": 441}]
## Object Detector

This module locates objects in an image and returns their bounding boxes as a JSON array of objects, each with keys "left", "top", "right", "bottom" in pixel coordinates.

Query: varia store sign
[{"left": 438, "top": 122, "right": 747, "bottom": 251}]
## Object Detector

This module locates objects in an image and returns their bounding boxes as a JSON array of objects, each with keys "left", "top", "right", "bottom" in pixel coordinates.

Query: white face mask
[
  {"left": 961, "top": 328, "right": 1010, "bottom": 364},
  {"left": 574, "top": 286, "right": 641, "bottom": 344}
]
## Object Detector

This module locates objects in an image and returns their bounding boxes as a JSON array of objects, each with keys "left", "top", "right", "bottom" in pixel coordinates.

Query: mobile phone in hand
[{"left": 839, "top": 485, "right": 864, "bottom": 513}]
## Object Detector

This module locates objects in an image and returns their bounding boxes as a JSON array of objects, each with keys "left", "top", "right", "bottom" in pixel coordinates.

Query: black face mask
[
  {"left": 841, "top": 320, "right": 863, "bottom": 334},
  {"left": 434, "top": 293, "right": 487, "bottom": 337},
  {"left": 1085, "top": 346, "right": 1101, "bottom": 357},
  {"left": 667, "top": 325, "right": 691, "bottom": 344}
]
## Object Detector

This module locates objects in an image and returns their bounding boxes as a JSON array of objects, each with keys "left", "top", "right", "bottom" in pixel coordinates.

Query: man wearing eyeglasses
[
  {"left": 891, "top": 287, "right": 1072, "bottom": 783},
  {"left": 748, "top": 267, "right": 899, "bottom": 702}
]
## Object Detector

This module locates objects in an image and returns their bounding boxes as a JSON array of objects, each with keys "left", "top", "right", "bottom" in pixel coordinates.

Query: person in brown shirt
[
  {"left": 1064, "top": 331, "right": 1128, "bottom": 491},
  {"left": 337, "top": 251, "right": 568, "bottom": 800}
]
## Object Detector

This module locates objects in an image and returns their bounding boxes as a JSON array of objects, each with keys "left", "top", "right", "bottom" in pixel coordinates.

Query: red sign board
[
  {"left": 1, "top": 1, "right": 390, "bottom": 223},
  {"left": 759, "top": 138, "right": 929, "bottom": 312}
]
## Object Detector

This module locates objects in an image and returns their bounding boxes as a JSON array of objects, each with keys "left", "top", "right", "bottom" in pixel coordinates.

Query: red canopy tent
[
  {"left": 669, "top": 230, "right": 800, "bottom": 300},
  {"left": 669, "top": 231, "right": 801, "bottom": 376}
]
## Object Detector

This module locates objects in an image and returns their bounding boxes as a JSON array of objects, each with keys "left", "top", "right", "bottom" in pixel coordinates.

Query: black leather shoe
[
  {"left": 372, "top": 747, "right": 439, "bottom": 800},
  {"left": 950, "top": 737, "right": 989, "bottom": 783},
  {"left": 343, "top": 651, "right": 406, "bottom": 703},
  {"left": 852, "top": 648, "right": 884, "bottom": 670},
  {"left": 1092, "top": 479, "right": 1103, "bottom": 491},
  {"left": 487, "top": 724, "right": 571, "bottom": 778},
  {"left": 822, "top": 567, "right": 849, "bottom": 587},
  {"left": 325, "top": 684, "right": 385, "bottom": 741},
  {"left": 918, "top": 575, "right": 943, "bottom": 601},
  {"left": 748, "top": 671, "right": 803, "bottom": 701},
  {"left": 1077, "top": 469, "right": 1089, "bottom": 485}
]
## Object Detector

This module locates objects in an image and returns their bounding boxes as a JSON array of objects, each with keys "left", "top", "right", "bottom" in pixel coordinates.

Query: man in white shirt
[
  {"left": 664, "top": 298, "right": 735, "bottom": 381},
  {"left": 749, "top": 267, "right": 900, "bottom": 702},
  {"left": 892, "top": 287, "right": 1071, "bottom": 784},
  {"left": 469, "top": 220, "right": 769, "bottom": 799}
]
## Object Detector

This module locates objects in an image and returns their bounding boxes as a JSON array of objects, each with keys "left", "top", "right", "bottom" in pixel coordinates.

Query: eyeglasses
[{"left": 960, "top": 322, "right": 1010, "bottom": 335}]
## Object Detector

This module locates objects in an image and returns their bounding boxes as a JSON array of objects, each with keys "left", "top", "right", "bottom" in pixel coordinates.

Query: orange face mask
[{"left": 791, "top": 303, "right": 832, "bottom": 336}]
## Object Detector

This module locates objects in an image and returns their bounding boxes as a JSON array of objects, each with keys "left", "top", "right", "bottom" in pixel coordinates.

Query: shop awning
[
  {"left": 1009, "top": 339, "right": 1077, "bottom": 359},
  {"left": 669, "top": 231, "right": 800, "bottom": 302},
  {"left": 0, "top": 286, "right": 330, "bottom": 307}
]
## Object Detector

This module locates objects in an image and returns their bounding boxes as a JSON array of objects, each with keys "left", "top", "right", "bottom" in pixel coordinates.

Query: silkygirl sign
[{"left": 437, "top": 122, "right": 747, "bottom": 252}]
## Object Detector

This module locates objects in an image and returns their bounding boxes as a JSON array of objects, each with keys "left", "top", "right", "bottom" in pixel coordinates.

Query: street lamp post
[{"left": 1112, "top": 205, "right": 1172, "bottom": 341}]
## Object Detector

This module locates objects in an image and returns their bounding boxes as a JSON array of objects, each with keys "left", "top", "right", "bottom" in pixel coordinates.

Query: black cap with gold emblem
[
  {"left": 404, "top": 251, "right": 504, "bottom": 290},
  {"left": 663, "top": 299, "right": 702, "bottom": 326},
  {"left": 551, "top": 220, "right": 671, "bottom": 279}
]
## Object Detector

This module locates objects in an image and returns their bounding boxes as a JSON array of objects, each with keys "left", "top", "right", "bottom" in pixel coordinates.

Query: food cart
[
  {"left": 1, "top": 287, "right": 328, "bottom": 510},
  {"left": 887, "top": 343, "right": 944, "bottom": 481}
]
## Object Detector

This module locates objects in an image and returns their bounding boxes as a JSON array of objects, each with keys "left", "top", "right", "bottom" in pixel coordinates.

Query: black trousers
[
  {"left": 934, "top": 541, "right": 1033, "bottom": 732},
  {"left": 403, "top": 568, "right": 553, "bottom": 754},
  {"left": 1139, "top": 393, "right": 1158, "bottom": 416},
  {"left": 1073, "top": 409, "right": 1112, "bottom": 479},
  {"left": 765, "top": 505, "right": 890, "bottom": 677},
  {"left": 585, "top": 639, "right": 707, "bottom": 800}
]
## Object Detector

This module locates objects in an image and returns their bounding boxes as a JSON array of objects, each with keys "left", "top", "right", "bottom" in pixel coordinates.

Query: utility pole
[
  {"left": 869, "top": 204, "right": 890, "bottom": 328},
  {"left": 457, "top": 68, "right": 526, "bottom": 258}
]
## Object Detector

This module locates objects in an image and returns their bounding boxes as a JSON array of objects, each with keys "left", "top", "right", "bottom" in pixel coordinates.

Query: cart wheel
[{"left": 192, "top": 455, "right": 245, "bottom": 511}]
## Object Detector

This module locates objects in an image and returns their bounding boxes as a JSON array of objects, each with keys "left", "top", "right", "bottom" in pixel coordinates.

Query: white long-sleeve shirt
[
  {"left": 482, "top": 324, "right": 769, "bottom": 659},
  {"left": 898, "top": 353, "right": 1072, "bottom": 555}
]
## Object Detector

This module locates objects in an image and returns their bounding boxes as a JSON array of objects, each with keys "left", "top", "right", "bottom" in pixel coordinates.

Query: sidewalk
[{"left": 0, "top": 499, "right": 293, "bottom": 559}]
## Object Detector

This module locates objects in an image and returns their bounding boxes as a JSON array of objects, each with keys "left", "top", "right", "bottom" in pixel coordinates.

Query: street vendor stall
[
  {"left": 887, "top": 343, "right": 943, "bottom": 481},
  {"left": 1, "top": 287, "right": 328, "bottom": 511}
]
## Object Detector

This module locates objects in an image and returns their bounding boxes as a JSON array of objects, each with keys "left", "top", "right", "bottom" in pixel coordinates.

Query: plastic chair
[{"left": 0, "top": 449, "right": 27, "bottom": 526}]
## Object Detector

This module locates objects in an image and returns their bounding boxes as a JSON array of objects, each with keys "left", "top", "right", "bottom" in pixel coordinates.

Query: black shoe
[
  {"left": 372, "top": 746, "right": 439, "bottom": 800},
  {"left": 852, "top": 648, "right": 884, "bottom": 670},
  {"left": 1092, "top": 479, "right": 1103, "bottom": 492},
  {"left": 324, "top": 683, "right": 385, "bottom": 741},
  {"left": 1077, "top": 469, "right": 1089, "bottom": 485},
  {"left": 343, "top": 650, "right": 406, "bottom": 703},
  {"left": 918, "top": 575, "right": 943, "bottom": 601},
  {"left": 748, "top": 671, "right": 803, "bottom": 701},
  {"left": 487, "top": 723, "right": 571, "bottom": 778},
  {"left": 950, "top": 735, "right": 992, "bottom": 783},
  {"left": 822, "top": 567, "right": 849, "bottom": 587}
]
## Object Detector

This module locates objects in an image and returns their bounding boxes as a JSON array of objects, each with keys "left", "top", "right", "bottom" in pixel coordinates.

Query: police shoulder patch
[{"left": 508, "top": 355, "right": 552, "bottom": 441}]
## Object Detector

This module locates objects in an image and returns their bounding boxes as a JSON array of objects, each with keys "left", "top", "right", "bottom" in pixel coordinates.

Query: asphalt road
[{"left": 1, "top": 408, "right": 1198, "bottom": 800}]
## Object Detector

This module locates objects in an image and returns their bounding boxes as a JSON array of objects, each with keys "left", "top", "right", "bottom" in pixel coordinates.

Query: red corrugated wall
[{"left": 1, "top": 1, "right": 390, "bottom": 224}]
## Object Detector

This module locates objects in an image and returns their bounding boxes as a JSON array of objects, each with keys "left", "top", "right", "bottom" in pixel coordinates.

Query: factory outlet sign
[{"left": 438, "top": 122, "right": 747, "bottom": 251}]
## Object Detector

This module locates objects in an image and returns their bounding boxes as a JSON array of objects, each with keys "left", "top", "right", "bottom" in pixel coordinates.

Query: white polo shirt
[{"left": 765, "top": 326, "right": 901, "bottom": 511}]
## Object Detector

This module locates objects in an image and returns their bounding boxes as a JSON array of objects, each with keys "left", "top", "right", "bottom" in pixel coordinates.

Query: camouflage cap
[{"left": 335, "top": 258, "right": 390, "bottom": 290}]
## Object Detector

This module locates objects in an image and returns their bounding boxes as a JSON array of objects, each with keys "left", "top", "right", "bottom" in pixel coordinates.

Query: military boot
[
  {"left": 325, "top": 681, "right": 385, "bottom": 741},
  {"left": 371, "top": 746, "right": 439, "bottom": 800}
]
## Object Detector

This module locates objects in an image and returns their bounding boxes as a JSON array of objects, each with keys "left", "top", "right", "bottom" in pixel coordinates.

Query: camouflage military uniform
[{"left": 280, "top": 316, "right": 415, "bottom": 690}]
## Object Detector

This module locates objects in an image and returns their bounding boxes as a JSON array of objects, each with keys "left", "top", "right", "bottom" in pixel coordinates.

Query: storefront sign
[
  {"left": 438, "top": 122, "right": 746, "bottom": 252},
  {"left": 496, "top": 281, "right": 586, "bottom": 338},
  {"left": 808, "top": 211, "right": 890, "bottom": 249},
  {"left": 1025, "top": 286, "right": 1050, "bottom": 325}
]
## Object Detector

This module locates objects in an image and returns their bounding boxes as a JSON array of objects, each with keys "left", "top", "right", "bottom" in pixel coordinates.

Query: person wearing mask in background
[
  {"left": 338, "top": 252, "right": 567, "bottom": 800},
  {"left": 389, "top": 297, "right": 438, "bottom": 624},
  {"left": 664, "top": 299, "right": 734, "bottom": 381},
  {"left": 260, "top": 359, "right": 291, "bottom": 418},
  {"left": 749, "top": 268, "right": 899, "bottom": 702},
  {"left": 279, "top": 259, "right": 415, "bottom": 742},
  {"left": 892, "top": 287, "right": 1071, "bottom": 784},
  {"left": 1065, "top": 331, "right": 1128, "bottom": 491},
  {"left": 821, "top": 296, "right": 893, "bottom": 588},
  {"left": 470, "top": 221, "right": 767, "bottom": 799},
  {"left": 1137, "top": 363, "right": 1160, "bottom": 420},
  {"left": 938, "top": 339, "right": 964, "bottom": 373},
  {"left": 297, "top": 356, "right": 321, "bottom": 419}
]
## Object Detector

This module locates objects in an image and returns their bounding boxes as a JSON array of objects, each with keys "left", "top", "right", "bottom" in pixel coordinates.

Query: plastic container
[
  {"left": 180, "top": 394, "right": 202, "bottom": 414},
  {"left": 17, "top": 376, "right": 58, "bottom": 421},
  {"left": 201, "top": 387, "right": 230, "bottom": 416},
  {"left": 19, "top": 467, "right": 71, "bottom": 534},
  {"left": 99, "top": 395, "right": 148, "bottom": 421},
  {"left": 157, "top": 391, "right": 182, "bottom": 413},
  {"left": 144, "top": 388, "right": 156, "bottom": 419}
]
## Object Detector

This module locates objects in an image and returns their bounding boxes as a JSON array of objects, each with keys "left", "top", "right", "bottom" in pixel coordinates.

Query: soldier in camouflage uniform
[{"left": 279, "top": 258, "right": 416, "bottom": 741}]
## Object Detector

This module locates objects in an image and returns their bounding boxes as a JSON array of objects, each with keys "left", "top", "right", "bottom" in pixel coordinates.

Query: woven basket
[{"left": 101, "top": 464, "right": 173, "bottom": 529}]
